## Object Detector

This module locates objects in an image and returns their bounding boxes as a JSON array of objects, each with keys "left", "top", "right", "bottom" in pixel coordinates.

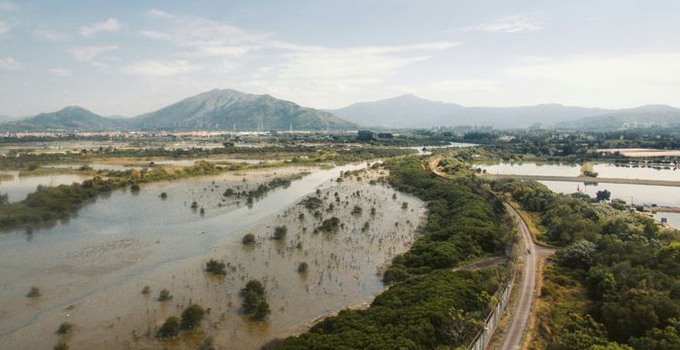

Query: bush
[
  {"left": 141, "top": 285, "right": 150, "bottom": 294},
  {"left": 54, "top": 342, "right": 69, "bottom": 350},
  {"left": 157, "top": 316, "right": 180, "bottom": 338},
  {"left": 319, "top": 217, "right": 340, "bottom": 232},
  {"left": 180, "top": 304, "right": 205, "bottom": 330},
  {"left": 240, "top": 279, "right": 270, "bottom": 321},
  {"left": 26, "top": 286, "right": 41, "bottom": 298},
  {"left": 205, "top": 259, "right": 226, "bottom": 275},
  {"left": 297, "top": 262, "right": 309, "bottom": 273},
  {"left": 56, "top": 322, "right": 73, "bottom": 335},
  {"left": 272, "top": 226, "right": 287, "bottom": 240},
  {"left": 158, "top": 289, "right": 172, "bottom": 301},
  {"left": 242, "top": 233, "right": 256, "bottom": 245}
]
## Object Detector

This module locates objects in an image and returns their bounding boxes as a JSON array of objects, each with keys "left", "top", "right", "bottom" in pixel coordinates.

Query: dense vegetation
[
  {"left": 268, "top": 156, "right": 512, "bottom": 349},
  {"left": 493, "top": 178, "right": 680, "bottom": 349}
]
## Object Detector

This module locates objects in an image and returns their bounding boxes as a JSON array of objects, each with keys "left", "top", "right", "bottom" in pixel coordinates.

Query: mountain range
[
  {"left": 328, "top": 94, "right": 680, "bottom": 129},
  {"left": 0, "top": 89, "right": 355, "bottom": 133},
  {"left": 2, "top": 89, "right": 680, "bottom": 132}
]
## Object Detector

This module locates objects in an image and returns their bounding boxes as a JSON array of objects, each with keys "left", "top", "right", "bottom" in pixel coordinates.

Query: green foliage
[
  {"left": 273, "top": 269, "right": 502, "bottom": 349},
  {"left": 180, "top": 304, "right": 205, "bottom": 330},
  {"left": 141, "top": 285, "right": 150, "bottom": 294},
  {"left": 157, "top": 316, "right": 180, "bottom": 338},
  {"left": 240, "top": 279, "right": 270, "bottom": 321},
  {"left": 383, "top": 157, "right": 512, "bottom": 282},
  {"left": 596, "top": 190, "right": 612, "bottom": 201},
  {"left": 205, "top": 259, "right": 226, "bottom": 275},
  {"left": 558, "top": 239, "right": 597, "bottom": 270}
]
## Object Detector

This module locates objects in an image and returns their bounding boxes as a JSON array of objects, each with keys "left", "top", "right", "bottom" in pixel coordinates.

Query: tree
[
  {"left": 273, "top": 226, "right": 287, "bottom": 240},
  {"left": 180, "top": 304, "right": 205, "bottom": 330},
  {"left": 242, "top": 233, "right": 256, "bottom": 245},
  {"left": 596, "top": 190, "right": 611, "bottom": 202},
  {"left": 297, "top": 262, "right": 309, "bottom": 273},
  {"left": 205, "top": 259, "right": 226, "bottom": 275},
  {"left": 240, "top": 279, "right": 270, "bottom": 321},
  {"left": 26, "top": 286, "right": 41, "bottom": 298},
  {"left": 356, "top": 130, "right": 375, "bottom": 142},
  {"left": 158, "top": 289, "right": 172, "bottom": 301},
  {"left": 157, "top": 316, "right": 180, "bottom": 338}
]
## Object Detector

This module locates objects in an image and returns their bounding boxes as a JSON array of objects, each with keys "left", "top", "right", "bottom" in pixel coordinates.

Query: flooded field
[
  {"left": 0, "top": 164, "right": 425, "bottom": 349},
  {"left": 0, "top": 171, "right": 89, "bottom": 203},
  {"left": 480, "top": 162, "right": 679, "bottom": 181}
]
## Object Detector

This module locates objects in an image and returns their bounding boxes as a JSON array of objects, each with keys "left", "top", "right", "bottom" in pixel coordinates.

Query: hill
[
  {"left": 0, "top": 106, "right": 125, "bottom": 132},
  {"left": 0, "top": 89, "right": 356, "bottom": 132},
  {"left": 131, "top": 89, "right": 355, "bottom": 131},
  {"left": 558, "top": 105, "right": 680, "bottom": 130},
  {"left": 329, "top": 95, "right": 609, "bottom": 128}
]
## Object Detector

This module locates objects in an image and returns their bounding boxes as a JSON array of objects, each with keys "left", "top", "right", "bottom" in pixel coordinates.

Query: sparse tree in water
[
  {"left": 157, "top": 316, "right": 180, "bottom": 338},
  {"left": 273, "top": 226, "right": 287, "bottom": 240},
  {"left": 180, "top": 304, "right": 205, "bottom": 330},
  {"left": 240, "top": 279, "right": 270, "bottom": 321},
  {"left": 158, "top": 289, "right": 172, "bottom": 301},
  {"left": 298, "top": 262, "right": 309, "bottom": 273},
  {"left": 205, "top": 259, "right": 227, "bottom": 275},
  {"left": 242, "top": 233, "right": 256, "bottom": 245}
]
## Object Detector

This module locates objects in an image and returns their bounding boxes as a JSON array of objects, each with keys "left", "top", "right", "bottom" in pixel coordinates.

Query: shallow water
[
  {"left": 0, "top": 165, "right": 425, "bottom": 349},
  {"left": 0, "top": 171, "right": 89, "bottom": 203},
  {"left": 480, "top": 162, "right": 679, "bottom": 181}
]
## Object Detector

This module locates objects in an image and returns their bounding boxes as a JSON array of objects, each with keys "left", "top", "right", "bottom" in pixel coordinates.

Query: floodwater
[
  {"left": 480, "top": 162, "right": 679, "bottom": 181},
  {"left": 0, "top": 171, "right": 89, "bottom": 203},
  {"left": 0, "top": 164, "right": 425, "bottom": 349}
]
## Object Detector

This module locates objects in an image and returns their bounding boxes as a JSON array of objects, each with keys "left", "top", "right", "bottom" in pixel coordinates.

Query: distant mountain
[
  {"left": 558, "top": 105, "right": 680, "bottom": 130},
  {"left": 0, "top": 106, "right": 125, "bottom": 132},
  {"left": 0, "top": 89, "right": 356, "bottom": 132},
  {"left": 329, "top": 95, "right": 610, "bottom": 128},
  {"left": 131, "top": 89, "right": 355, "bottom": 131},
  {"left": 328, "top": 94, "right": 462, "bottom": 128},
  {"left": 0, "top": 115, "right": 13, "bottom": 123}
]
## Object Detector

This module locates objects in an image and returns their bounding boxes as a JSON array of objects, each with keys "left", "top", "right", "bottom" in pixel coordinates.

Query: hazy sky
[{"left": 1, "top": 0, "right": 679, "bottom": 117}]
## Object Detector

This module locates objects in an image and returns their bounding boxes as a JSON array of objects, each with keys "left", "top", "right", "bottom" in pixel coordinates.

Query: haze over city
[{"left": 1, "top": 0, "right": 679, "bottom": 117}]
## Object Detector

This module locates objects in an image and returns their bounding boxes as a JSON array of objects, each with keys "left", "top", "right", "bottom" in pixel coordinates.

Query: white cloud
[
  {"left": 506, "top": 53, "right": 680, "bottom": 86},
  {"left": 68, "top": 45, "right": 118, "bottom": 62},
  {"left": 0, "top": 56, "right": 21, "bottom": 70},
  {"left": 47, "top": 68, "right": 72, "bottom": 77},
  {"left": 33, "top": 28, "right": 68, "bottom": 41},
  {"left": 141, "top": 30, "right": 171, "bottom": 40},
  {"left": 79, "top": 18, "right": 124, "bottom": 37},
  {"left": 0, "top": 20, "right": 11, "bottom": 36},
  {"left": 148, "top": 9, "right": 175, "bottom": 19},
  {"left": 0, "top": 1, "right": 17, "bottom": 11},
  {"left": 469, "top": 14, "right": 542, "bottom": 34},
  {"left": 122, "top": 60, "right": 202, "bottom": 78},
  {"left": 144, "top": 12, "right": 268, "bottom": 58}
]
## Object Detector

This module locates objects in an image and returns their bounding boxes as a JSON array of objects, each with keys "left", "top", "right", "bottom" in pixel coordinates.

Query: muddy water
[
  {"left": 0, "top": 165, "right": 425, "bottom": 349},
  {"left": 480, "top": 162, "right": 679, "bottom": 180}
]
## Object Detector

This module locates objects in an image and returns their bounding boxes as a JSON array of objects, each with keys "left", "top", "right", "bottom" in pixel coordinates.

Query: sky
[{"left": 1, "top": 0, "right": 680, "bottom": 117}]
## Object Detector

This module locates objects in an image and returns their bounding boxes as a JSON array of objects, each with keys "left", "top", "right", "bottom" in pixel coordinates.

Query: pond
[{"left": 0, "top": 164, "right": 425, "bottom": 349}]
